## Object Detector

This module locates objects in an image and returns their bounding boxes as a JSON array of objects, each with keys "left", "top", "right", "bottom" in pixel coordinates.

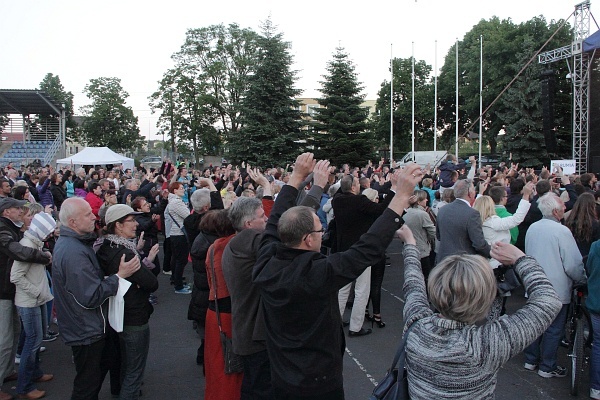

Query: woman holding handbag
[{"left": 202, "top": 210, "right": 241, "bottom": 400}]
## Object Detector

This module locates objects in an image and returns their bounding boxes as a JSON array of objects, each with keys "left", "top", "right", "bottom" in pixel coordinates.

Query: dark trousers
[
  {"left": 241, "top": 350, "right": 272, "bottom": 400},
  {"left": 100, "top": 327, "right": 121, "bottom": 396},
  {"left": 368, "top": 260, "right": 386, "bottom": 315},
  {"left": 71, "top": 337, "right": 106, "bottom": 400},
  {"left": 273, "top": 387, "right": 344, "bottom": 400},
  {"left": 162, "top": 237, "right": 173, "bottom": 272},
  {"left": 170, "top": 235, "right": 189, "bottom": 290}
]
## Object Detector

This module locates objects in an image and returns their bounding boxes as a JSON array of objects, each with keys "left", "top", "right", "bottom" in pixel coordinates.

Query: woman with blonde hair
[
  {"left": 401, "top": 190, "right": 435, "bottom": 281},
  {"left": 397, "top": 226, "right": 561, "bottom": 399}
]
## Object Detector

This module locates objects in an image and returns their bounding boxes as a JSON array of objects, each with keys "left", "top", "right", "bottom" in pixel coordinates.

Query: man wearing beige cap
[{"left": 53, "top": 198, "right": 140, "bottom": 400}]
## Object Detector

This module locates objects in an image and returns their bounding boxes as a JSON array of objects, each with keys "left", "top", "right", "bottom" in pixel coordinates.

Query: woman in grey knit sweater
[{"left": 398, "top": 226, "right": 562, "bottom": 399}]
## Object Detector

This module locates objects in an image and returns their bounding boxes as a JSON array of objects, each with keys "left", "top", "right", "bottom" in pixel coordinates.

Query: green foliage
[
  {"left": 38, "top": 73, "right": 78, "bottom": 141},
  {"left": 436, "top": 16, "right": 572, "bottom": 156},
  {"left": 150, "top": 23, "right": 260, "bottom": 163},
  {"left": 80, "top": 77, "right": 144, "bottom": 152},
  {"left": 234, "top": 19, "right": 305, "bottom": 167},
  {"left": 371, "top": 57, "right": 434, "bottom": 157},
  {"left": 311, "top": 47, "right": 374, "bottom": 166}
]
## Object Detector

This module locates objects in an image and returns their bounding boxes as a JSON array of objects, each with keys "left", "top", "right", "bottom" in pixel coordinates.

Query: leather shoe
[
  {"left": 342, "top": 321, "right": 349, "bottom": 327},
  {"left": 0, "top": 389, "right": 14, "bottom": 400},
  {"left": 3, "top": 372, "right": 17, "bottom": 382},
  {"left": 34, "top": 374, "right": 53, "bottom": 383},
  {"left": 16, "top": 389, "right": 45, "bottom": 399},
  {"left": 348, "top": 328, "right": 372, "bottom": 337}
]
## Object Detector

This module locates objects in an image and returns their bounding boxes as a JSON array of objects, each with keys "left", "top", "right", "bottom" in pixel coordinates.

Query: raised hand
[
  {"left": 396, "top": 225, "right": 416, "bottom": 245},
  {"left": 312, "top": 159, "right": 331, "bottom": 189},
  {"left": 490, "top": 241, "right": 525, "bottom": 266},
  {"left": 148, "top": 243, "right": 160, "bottom": 263},
  {"left": 289, "top": 153, "right": 316, "bottom": 188}
]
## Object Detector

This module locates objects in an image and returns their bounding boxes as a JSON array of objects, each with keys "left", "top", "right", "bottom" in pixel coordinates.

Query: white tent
[{"left": 56, "top": 147, "right": 134, "bottom": 171}]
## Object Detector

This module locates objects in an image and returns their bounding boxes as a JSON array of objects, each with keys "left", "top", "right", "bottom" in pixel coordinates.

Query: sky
[{"left": 0, "top": 0, "right": 581, "bottom": 141}]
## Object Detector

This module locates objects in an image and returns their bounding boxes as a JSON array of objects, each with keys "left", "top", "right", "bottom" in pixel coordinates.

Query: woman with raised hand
[
  {"left": 397, "top": 225, "right": 561, "bottom": 399},
  {"left": 97, "top": 204, "right": 159, "bottom": 400}
]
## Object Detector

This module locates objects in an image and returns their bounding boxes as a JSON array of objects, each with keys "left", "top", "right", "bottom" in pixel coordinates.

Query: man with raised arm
[{"left": 252, "top": 153, "right": 422, "bottom": 400}]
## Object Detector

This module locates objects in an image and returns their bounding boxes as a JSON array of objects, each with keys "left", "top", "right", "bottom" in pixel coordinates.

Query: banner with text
[{"left": 550, "top": 159, "right": 576, "bottom": 175}]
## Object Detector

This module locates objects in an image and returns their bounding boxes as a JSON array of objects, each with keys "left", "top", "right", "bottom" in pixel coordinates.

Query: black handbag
[
  {"left": 370, "top": 322, "right": 416, "bottom": 400},
  {"left": 209, "top": 247, "right": 244, "bottom": 374},
  {"left": 494, "top": 265, "right": 521, "bottom": 295}
]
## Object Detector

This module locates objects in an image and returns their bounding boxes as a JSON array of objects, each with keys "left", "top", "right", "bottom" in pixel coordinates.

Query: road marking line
[
  {"left": 345, "top": 347, "right": 379, "bottom": 387},
  {"left": 382, "top": 287, "right": 405, "bottom": 303}
]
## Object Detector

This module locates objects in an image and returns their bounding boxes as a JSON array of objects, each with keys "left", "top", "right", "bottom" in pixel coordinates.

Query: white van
[{"left": 395, "top": 151, "right": 448, "bottom": 168}]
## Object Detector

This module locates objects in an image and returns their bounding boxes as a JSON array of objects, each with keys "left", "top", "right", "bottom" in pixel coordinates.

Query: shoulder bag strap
[
  {"left": 390, "top": 321, "right": 417, "bottom": 371},
  {"left": 208, "top": 246, "right": 224, "bottom": 334},
  {"left": 168, "top": 211, "right": 182, "bottom": 229}
]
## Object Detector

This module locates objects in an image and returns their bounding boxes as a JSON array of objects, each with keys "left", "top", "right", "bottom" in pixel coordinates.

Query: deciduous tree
[{"left": 80, "top": 77, "right": 143, "bottom": 152}]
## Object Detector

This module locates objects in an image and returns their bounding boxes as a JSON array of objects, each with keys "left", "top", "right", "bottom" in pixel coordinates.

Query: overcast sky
[{"left": 0, "top": 0, "right": 581, "bottom": 141}]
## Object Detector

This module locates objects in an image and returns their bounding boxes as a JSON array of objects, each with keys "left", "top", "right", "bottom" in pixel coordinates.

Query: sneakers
[
  {"left": 39, "top": 347, "right": 46, "bottom": 353},
  {"left": 538, "top": 366, "right": 567, "bottom": 378},
  {"left": 591, "top": 387, "right": 600, "bottom": 399},
  {"left": 174, "top": 287, "right": 192, "bottom": 294},
  {"left": 162, "top": 270, "right": 172, "bottom": 275},
  {"left": 523, "top": 362, "right": 538, "bottom": 371},
  {"left": 43, "top": 330, "right": 58, "bottom": 342},
  {"left": 15, "top": 354, "right": 20, "bottom": 364}
]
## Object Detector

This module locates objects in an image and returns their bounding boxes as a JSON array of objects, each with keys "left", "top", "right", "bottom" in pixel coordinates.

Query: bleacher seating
[{"left": 0, "top": 140, "right": 58, "bottom": 166}]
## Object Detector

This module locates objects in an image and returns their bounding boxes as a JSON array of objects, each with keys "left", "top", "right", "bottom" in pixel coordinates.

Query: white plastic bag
[{"left": 108, "top": 277, "right": 132, "bottom": 332}]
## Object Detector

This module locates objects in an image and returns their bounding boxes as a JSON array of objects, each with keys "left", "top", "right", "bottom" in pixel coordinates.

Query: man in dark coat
[
  {"left": 331, "top": 174, "right": 392, "bottom": 336},
  {"left": 252, "top": 153, "right": 421, "bottom": 399}
]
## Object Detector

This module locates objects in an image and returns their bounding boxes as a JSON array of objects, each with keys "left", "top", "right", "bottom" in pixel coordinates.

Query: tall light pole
[{"left": 390, "top": 44, "right": 394, "bottom": 166}]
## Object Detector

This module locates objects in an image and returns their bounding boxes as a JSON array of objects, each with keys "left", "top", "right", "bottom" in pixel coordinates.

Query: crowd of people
[{"left": 0, "top": 152, "right": 600, "bottom": 399}]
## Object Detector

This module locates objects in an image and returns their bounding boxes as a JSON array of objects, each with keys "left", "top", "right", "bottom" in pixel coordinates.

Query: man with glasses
[
  {"left": 332, "top": 174, "right": 394, "bottom": 337},
  {"left": 253, "top": 153, "right": 421, "bottom": 400}
]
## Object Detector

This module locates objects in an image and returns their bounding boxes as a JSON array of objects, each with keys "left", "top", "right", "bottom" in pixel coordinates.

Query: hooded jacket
[
  {"left": 0, "top": 216, "right": 50, "bottom": 300},
  {"left": 52, "top": 226, "right": 119, "bottom": 346}
]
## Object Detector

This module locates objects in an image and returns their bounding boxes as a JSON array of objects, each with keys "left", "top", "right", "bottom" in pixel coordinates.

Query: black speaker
[{"left": 540, "top": 69, "right": 557, "bottom": 154}]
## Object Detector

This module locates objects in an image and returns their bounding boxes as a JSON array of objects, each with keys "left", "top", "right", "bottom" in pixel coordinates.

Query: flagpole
[
  {"left": 390, "top": 44, "right": 394, "bottom": 166},
  {"left": 455, "top": 38, "right": 459, "bottom": 159},
  {"left": 411, "top": 42, "right": 415, "bottom": 157},
  {"left": 478, "top": 35, "right": 483, "bottom": 164},
  {"left": 434, "top": 40, "right": 438, "bottom": 152}
]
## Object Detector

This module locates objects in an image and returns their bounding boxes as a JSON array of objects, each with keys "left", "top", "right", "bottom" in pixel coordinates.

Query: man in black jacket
[
  {"left": 252, "top": 153, "right": 420, "bottom": 399},
  {"left": 0, "top": 198, "right": 52, "bottom": 400},
  {"left": 332, "top": 175, "right": 393, "bottom": 336}
]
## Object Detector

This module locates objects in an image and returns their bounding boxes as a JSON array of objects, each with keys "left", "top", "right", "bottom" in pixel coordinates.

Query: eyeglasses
[
  {"left": 122, "top": 218, "right": 136, "bottom": 224},
  {"left": 303, "top": 228, "right": 325, "bottom": 242}
]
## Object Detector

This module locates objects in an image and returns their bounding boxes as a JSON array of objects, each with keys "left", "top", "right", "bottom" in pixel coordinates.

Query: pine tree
[
  {"left": 497, "top": 36, "right": 548, "bottom": 167},
  {"left": 232, "top": 19, "right": 305, "bottom": 167},
  {"left": 312, "top": 47, "right": 373, "bottom": 166}
]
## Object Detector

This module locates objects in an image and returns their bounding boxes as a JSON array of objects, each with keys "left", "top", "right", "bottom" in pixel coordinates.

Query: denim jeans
[
  {"left": 0, "top": 299, "right": 20, "bottom": 381},
  {"left": 524, "top": 304, "right": 569, "bottom": 372},
  {"left": 118, "top": 325, "right": 150, "bottom": 400},
  {"left": 16, "top": 306, "right": 44, "bottom": 394},
  {"left": 590, "top": 312, "right": 600, "bottom": 390}
]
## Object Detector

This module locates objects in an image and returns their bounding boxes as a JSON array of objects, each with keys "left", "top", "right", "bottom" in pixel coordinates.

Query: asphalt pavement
[{"left": 3, "top": 238, "right": 589, "bottom": 399}]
